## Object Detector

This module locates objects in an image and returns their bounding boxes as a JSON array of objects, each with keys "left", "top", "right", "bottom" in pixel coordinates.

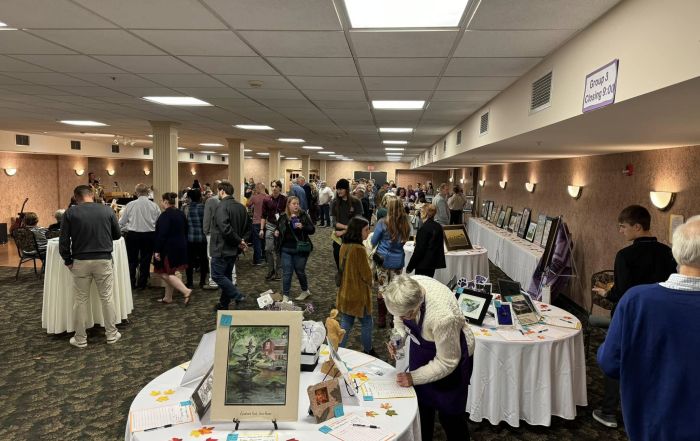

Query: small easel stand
[
  {"left": 230, "top": 418, "right": 278, "bottom": 431},
  {"left": 534, "top": 216, "right": 583, "bottom": 303}
]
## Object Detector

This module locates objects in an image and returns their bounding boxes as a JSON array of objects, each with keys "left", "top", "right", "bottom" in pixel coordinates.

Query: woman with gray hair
[{"left": 384, "top": 275, "right": 475, "bottom": 441}]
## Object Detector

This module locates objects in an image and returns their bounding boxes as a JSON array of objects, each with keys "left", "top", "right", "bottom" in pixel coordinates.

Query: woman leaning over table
[
  {"left": 154, "top": 192, "right": 192, "bottom": 305},
  {"left": 274, "top": 196, "right": 315, "bottom": 301},
  {"left": 337, "top": 216, "right": 376, "bottom": 355},
  {"left": 385, "top": 275, "right": 475, "bottom": 441}
]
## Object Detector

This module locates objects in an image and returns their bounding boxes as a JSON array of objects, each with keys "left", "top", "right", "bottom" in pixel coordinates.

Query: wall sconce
[
  {"left": 448, "top": 177, "right": 453, "bottom": 182},
  {"left": 4, "top": 168, "right": 17, "bottom": 176},
  {"left": 479, "top": 179, "right": 485, "bottom": 187},
  {"left": 525, "top": 182, "right": 536, "bottom": 193},
  {"left": 74, "top": 169, "right": 85, "bottom": 176},
  {"left": 649, "top": 191, "right": 675, "bottom": 211},
  {"left": 499, "top": 180, "right": 507, "bottom": 189},
  {"left": 191, "top": 169, "right": 197, "bottom": 176},
  {"left": 460, "top": 178, "right": 464, "bottom": 184},
  {"left": 106, "top": 169, "right": 115, "bottom": 176},
  {"left": 567, "top": 185, "right": 582, "bottom": 199},
  {"left": 143, "top": 169, "right": 151, "bottom": 176}
]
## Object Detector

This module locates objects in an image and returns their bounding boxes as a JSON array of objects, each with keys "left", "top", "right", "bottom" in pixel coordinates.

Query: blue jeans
[
  {"left": 251, "top": 223, "right": 264, "bottom": 264},
  {"left": 280, "top": 248, "right": 309, "bottom": 295},
  {"left": 320, "top": 204, "right": 330, "bottom": 226},
  {"left": 211, "top": 255, "right": 243, "bottom": 307},
  {"left": 339, "top": 310, "right": 374, "bottom": 352}
]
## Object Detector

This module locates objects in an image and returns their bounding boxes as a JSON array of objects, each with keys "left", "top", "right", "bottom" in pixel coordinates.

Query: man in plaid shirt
[{"left": 184, "top": 189, "right": 207, "bottom": 288}]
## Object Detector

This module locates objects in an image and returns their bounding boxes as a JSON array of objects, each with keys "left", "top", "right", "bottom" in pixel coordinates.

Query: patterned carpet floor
[{"left": 0, "top": 231, "right": 629, "bottom": 440}]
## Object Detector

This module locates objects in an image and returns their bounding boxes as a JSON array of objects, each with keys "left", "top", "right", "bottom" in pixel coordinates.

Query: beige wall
[
  {"left": 478, "top": 144, "right": 700, "bottom": 308},
  {"left": 395, "top": 170, "right": 450, "bottom": 189}
]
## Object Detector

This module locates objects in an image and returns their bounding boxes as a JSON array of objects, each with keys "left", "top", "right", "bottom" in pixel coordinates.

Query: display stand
[
  {"left": 230, "top": 418, "right": 278, "bottom": 431},
  {"left": 533, "top": 216, "right": 583, "bottom": 300}
]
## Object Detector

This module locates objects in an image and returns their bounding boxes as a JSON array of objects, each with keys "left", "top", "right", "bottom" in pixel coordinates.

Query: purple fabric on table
[{"left": 528, "top": 221, "right": 572, "bottom": 301}]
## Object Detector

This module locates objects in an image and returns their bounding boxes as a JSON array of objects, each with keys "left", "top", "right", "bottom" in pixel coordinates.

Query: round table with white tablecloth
[
  {"left": 466, "top": 302, "right": 587, "bottom": 427},
  {"left": 402, "top": 241, "right": 489, "bottom": 285},
  {"left": 41, "top": 237, "right": 133, "bottom": 334},
  {"left": 125, "top": 347, "right": 420, "bottom": 441}
]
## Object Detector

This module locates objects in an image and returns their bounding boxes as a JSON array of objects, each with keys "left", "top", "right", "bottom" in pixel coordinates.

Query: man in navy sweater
[
  {"left": 597, "top": 215, "right": 700, "bottom": 441},
  {"left": 593, "top": 205, "right": 677, "bottom": 428}
]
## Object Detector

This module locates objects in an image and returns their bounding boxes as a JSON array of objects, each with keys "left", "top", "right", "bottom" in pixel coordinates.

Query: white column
[
  {"left": 319, "top": 160, "right": 327, "bottom": 182},
  {"left": 226, "top": 138, "right": 245, "bottom": 199},
  {"left": 301, "top": 155, "right": 311, "bottom": 180},
  {"left": 268, "top": 148, "right": 281, "bottom": 184},
  {"left": 149, "top": 121, "right": 179, "bottom": 194}
]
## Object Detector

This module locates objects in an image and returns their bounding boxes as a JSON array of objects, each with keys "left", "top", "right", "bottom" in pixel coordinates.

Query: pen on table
[
  {"left": 537, "top": 328, "right": 549, "bottom": 333},
  {"left": 559, "top": 318, "right": 574, "bottom": 324},
  {"left": 353, "top": 424, "right": 379, "bottom": 429},
  {"left": 144, "top": 424, "right": 172, "bottom": 431}
]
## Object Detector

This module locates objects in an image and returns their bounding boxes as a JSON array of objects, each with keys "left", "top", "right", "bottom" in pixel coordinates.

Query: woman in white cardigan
[{"left": 384, "top": 275, "right": 475, "bottom": 441}]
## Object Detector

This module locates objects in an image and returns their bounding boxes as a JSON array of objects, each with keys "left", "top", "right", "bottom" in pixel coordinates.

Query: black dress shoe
[
  {"left": 265, "top": 270, "right": 274, "bottom": 280},
  {"left": 363, "top": 349, "right": 379, "bottom": 357},
  {"left": 213, "top": 303, "right": 227, "bottom": 312}
]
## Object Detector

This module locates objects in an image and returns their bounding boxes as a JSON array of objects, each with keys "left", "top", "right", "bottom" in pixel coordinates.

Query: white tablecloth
[
  {"left": 403, "top": 241, "right": 489, "bottom": 285},
  {"left": 41, "top": 237, "right": 133, "bottom": 334},
  {"left": 467, "top": 218, "right": 543, "bottom": 288},
  {"left": 466, "top": 303, "right": 587, "bottom": 426},
  {"left": 126, "top": 347, "right": 420, "bottom": 441}
]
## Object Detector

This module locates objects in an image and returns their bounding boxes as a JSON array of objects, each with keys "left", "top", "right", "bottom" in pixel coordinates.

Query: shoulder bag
[{"left": 289, "top": 216, "right": 312, "bottom": 254}]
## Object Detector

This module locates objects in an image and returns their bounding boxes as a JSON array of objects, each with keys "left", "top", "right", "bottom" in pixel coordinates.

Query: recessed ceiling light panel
[
  {"left": 199, "top": 143, "right": 223, "bottom": 147},
  {"left": 383, "top": 140, "right": 408, "bottom": 145},
  {"left": 60, "top": 120, "right": 108, "bottom": 126},
  {"left": 302, "top": 146, "right": 324, "bottom": 150},
  {"left": 277, "top": 138, "right": 305, "bottom": 142},
  {"left": 235, "top": 124, "right": 274, "bottom": 130},
  {"left": 319, "top": 151, "right": 336, "bottom": 155},
  {"left": 256, "top": 152, "right": 270, "bottom": 156},
  {"left": 372, "top": 100, "right": 425, "bottom": 110},
  {"left": 379, "top": 127, "right": 413, "bottom": 133},
  {"left": 385, "top": 147, "right": 405, "bottom": 151},
  {"left": 143, "top": 96, "right": 211, "bottom": 106},
  {"left": 344, "top": 0, "right": 469, "bottom": 28}
]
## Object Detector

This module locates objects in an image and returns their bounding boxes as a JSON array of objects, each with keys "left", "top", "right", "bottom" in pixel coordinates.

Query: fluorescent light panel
[
  {"left": 383, "top": 140, "right": 408, "bottom": 145},
  {"left": 302, "top": 146, "right": 324, "bottom": 150},
  {"left": 386, "top": 153, "right": 403, "bottom": 156},
  {"left": 372, "top": 100, "right": 425, "bottom": 110},
  {"left": 286, "top": 157, "right": 299, "bottom": 160},
  {"left": 256, "top": 152, "right": 270, "bottom": 156},
  {"left": 379, "top": 128, "right": 413, "bottom": 133},
  {"left": 235, "top": 124, "right": 274, "bottom": 130},
  {"left": 344, "top": 0, "right": 469, "bottom": 28},
  {"left": 177, "top": 147, "right": 186, "bottom": 150},
  {"left": 200, "top": 150, "right": 216, "bottom": 154},
  {"left": 143, "top": 96, "right": 211, "bottom": 106},
  {"left": 277, "top": 138, "right": 305, "bottom": 143},
  {"left": 60, "top": 120, "right": 107, "bottom": 126},
  {"left": 244, "top": 149, "right": 252, "bottom": 152},
  {"left": 199, "top": 143, "right": 223, "bottom": 147},
  {"left": 385, "top": 147, "right": 405, "bottom": 151},
  {"left": 319, "top": 151, "right": 336, "bottom": 155}
]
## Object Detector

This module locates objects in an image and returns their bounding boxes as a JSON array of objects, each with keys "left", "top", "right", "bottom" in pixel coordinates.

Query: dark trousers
[
  {"left": 333, "top": 241, "right": 341, "bottom": 270},
  {"left": 418, "top": 404, "right": 470, "bottom": 441},
  {"left": 416, "top": 268, "right": 436, "bottom": 278},
  {"left": 186, "top": 240, "right": 208, "bottom": 286},
  {"left": 449, "top": 209, "right": 463, "bottom": 225},
  {"left": 125, "top": 231, "right": 154, "bottom": 289},
  {"left": 320, "top": 204, "right": 330, "bottom": 226},
  {"left": 602, "top": 374, "right": 620, "bottom": 415},
  {"left": 250, "top": 223, "right": 264, "bottom": 264},
  {"left": 211, "top": 255, "right": 243, "bottom": 308}
]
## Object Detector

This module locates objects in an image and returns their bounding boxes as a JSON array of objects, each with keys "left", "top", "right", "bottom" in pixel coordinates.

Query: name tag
[{"left": 275, "top": 213, "right": 280, "bottom": 221}]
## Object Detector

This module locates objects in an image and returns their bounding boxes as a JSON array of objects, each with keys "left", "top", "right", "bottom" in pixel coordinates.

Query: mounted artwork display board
[
  {"left": 443, "top": 224, "right": 473, "bottom": 251},
  {"left": 211, "top": 311, "right": 302, "bottom": 422},
  {"left": 518, "top": 208, "right": 531, "bottom": 238}
]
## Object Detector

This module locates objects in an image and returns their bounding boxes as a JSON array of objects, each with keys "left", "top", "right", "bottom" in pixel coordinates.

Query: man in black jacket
[
  {"left": 59, "top": 185, "right": 122, "bottom": 348},
  {"left": 592, "top": 204, "right": 677, "bottom": 428},
  {"left": 211, "top": 182, "right": 250, "bottom": 311}
]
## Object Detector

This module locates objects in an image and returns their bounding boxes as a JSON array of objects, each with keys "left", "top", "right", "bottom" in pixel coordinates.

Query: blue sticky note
[
  {"left": 319, "top": 425, "right": 333, "bottom": 434},
  {"left": 333, "top": 404, "right": 344, "bottom": 417},
  {"left": 456, "top": 287, "right": 464, "bottom": 294},
  {"left": 180, "top": 400, "right": 192, "bottom": 406},
  {"left": 363, "top": 395, "right": 374, "bottom": 401},
  {"left": 227, "top": 434, "right": 239, "bottom": 441},
  {"left": 219, "top": 314, "right": 232, "bottom": 327}
]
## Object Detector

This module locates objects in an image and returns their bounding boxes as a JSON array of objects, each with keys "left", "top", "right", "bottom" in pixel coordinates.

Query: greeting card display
[{"left": 307, "top": 378, "right": 343, "bottom": 423}]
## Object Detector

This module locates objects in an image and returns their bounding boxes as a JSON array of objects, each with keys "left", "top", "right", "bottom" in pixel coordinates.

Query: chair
[
  {"left": 586, "top": 270, "right": 615, "bottom": 355},
  {"left": 12, "top": 228, "right": 45, "bottom": 280}
]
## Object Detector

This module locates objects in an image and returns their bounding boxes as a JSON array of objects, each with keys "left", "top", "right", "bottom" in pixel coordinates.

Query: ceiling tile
[
  {"left": 132, "top": 30, "right": 256, "bottom": 56},
  {"left": 73, "top": 0, "right": 226, "bottom": 29},
  {"left": 454, "top": 30, "right": 577, "bottom": 58},
  {"left": 358, "top": 58, "right": 446, "bottom": 77},
  {"left": 99, "top": 87, "right": 180, "bottom": 98},
  {"left": 141, "top": 74, "right": 222, "bottom": 87},
  {"left": 350, "top": 31, "right": 458, "bottom": 57},
  {"left": 203, "top": 0, "right": 342, "bottom": 30},
  {"left": 316, "top": 101, "right": 369, "bottom": 111},
  {"left": 269, "top": 57, "right": 357, "bottom": 76},
  {"left": 14, "top": 55, "right": 124, "bottom": 73},
  {"left": 0, "top": 55, "right": 50, "bottom": 72},
  {"left": 302, "top": 89, "right": 367, "bottom": 101},
  {"left": 367, "top": 90, "right": 432, "bottom": 100},
  {"left": 214, "top": 74, "right": 294, "bottom": 90},
  {"left": 181, "top": 56, "right": 278, "bottom": 75},
  {"left": 469, "top": 0, "right": 621, "bottom": 30},
  {"left": 0, "top": 0, "right": 117, "bottom": 28},
  {"left": 243, "top": 89, "right": 307, "bottom": 101},
  {"left": 29, "top": 30, "right": 164, "bottom": 55},
  {"left": 2, "top": 72, "right": 86, "bottom": 86},
  {"left": 0, "top": 31, "right": 76, "bottom": 54},
  {"left": 70, "top": 73, "right": 163, "bottom": 88},
  {"left": 432, "top": 90, "right": 498, "bottom": 101},
  {"left": 289, "top": 76, "right": 363, "bottom": 91},
  {"left": 437, "top": 76, "right": 518, "bottom": 91},
  {"left": 94, "top": 56, "right": 198, "bottom": 74},
  {"left": 445, "top": 57, "right": 541, "bottom": 77},
  {"left": 51, "top": 85, "right": 131, "bottom": 97},
  {"left": 239, "top": 31, "right": 351, "bottom": 57},
  {"left": 0, "top": 74, "right": 31, "bottom": 86},
  {"left": 173, "top": 87, "right": 246, "bottom": 99},
  {"left": 364, "top": 77, "right": 438, "bottom": 91}
]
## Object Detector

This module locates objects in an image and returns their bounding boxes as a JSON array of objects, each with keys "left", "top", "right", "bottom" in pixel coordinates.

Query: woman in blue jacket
[{"left": 371, "top": 197, "right": 410, "bottom": 327}]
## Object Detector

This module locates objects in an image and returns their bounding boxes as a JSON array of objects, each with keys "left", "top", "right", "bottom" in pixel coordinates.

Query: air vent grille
[
  {"left": 443, "top": 140, "right": 447, "bottom": 152},
  {"left": 71, "top": 140, "right": 81, "bottom": 150},
  {"left": 189, "top": 153, "right": 194, "bottom": 160},
  {"left": 456, "top": 130, "right": 462, "bottom": 145},
  {"left": 221, "top": 156, "right": 226, "bottom": 162},
  {"left": 111, "top": 144, "right": 120, "bottom": 153},
  {"left": 480, "top": 112, "right": 489, "bottom": 134},
  {"left": 143, "top": 148, "right": 150, "bottom": 156},
  {"left": 530, "top": 71, "right": 553, "bottom": 112},
  {"left": 206, "top": 154, "right": 211, "bottom": 161},
  {"left": 16, "top": 134, "right": 29, "bottom": 146}
]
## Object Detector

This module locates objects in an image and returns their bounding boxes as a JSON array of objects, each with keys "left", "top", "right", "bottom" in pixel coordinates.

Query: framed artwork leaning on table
[
  {"left": 533, "top": 213, "right": 547, "bottom": 246},
  {"left": 510, "top": 212, "right": 522, "bottom": 234},
  {"left": 457, "top": 289, "right": 493, "bottom": 326},
  {"left": 443, "top": 224, "right": 473, "bottom": 251},
  {"left": 503, "top": 206, "right": 513, "bottom": 229},
  {"left": 211, "top": 310, "right": 302, "bottom": 422},
  {"left": 496, "top": 209, "right": 506, "bottom": 228},
  {"left": 525, "top": 222, "right": 538, "bottom": 242},
  {"left": 518, "top": 208, "right": 531, "bottom": 238}
]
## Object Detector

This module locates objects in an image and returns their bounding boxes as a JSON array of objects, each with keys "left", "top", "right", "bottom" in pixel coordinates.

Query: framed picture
[
  {"left": 487, "top": 201, "right": 495, "bottom": 221},
  {"left": 475, "top": 282, "right": 492, "bottom": 296},
  {"left": 192, "top": 367, "right": 214, "bottom": 419},
  {"left": 525, "top": 222, "right": 538, "bottom": 242},
  {"left": 211, "top": 311, "right": 302, "bottom": 422},
  {"left": 533, "top": 214, "right": 547, "bottom": 246},
  {"left": 503, "top": 206, "right": 513, "bottom": 229},
  {"left": 493, "top": 205, "right": 502, "bottom": 224},
  {"left": 518, "top": 208, "right": 531, "bottom": 238},
  {"left": 538, "top": 216, "right": 562, "bottom": 272},
  {"left": 307, "top": 378, "right": 343, "bottom": 423},
  {"left": 540, "top": 217, "right": 553, "bottom": 247},
  {"left": 457, "top": 290, "right": 493, "bottom": 326},
  {"left": 443, "top": 224, "right": 473, "bottom": 251},
  {"left": 501, "top": 293, "right": 540, "bottom": 325},
  {"left": 511, "top": 212, "right": 522, "bottom": 234},
  {"left": 496, "top": 209, "right": 506, "bottom": 228}
]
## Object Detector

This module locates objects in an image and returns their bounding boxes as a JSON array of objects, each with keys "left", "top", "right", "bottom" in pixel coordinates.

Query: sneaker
[
  {"left": 235, "top": 295, "right": 247, "bottom": 306},
  {"left": 282, "top": 295, "right": 289, "bottom": 302},
  {"left": 253, "top": 262, "right": 263, "bottom": 266},
  {"left": 295, "top": 290, "right": 311, "bottom": 301},
  {"left": 69, "top": 337, "right": 87, "bottom": 348},
  {"left": 203, "top": 282, "right": 218, "bottom": 290},
  {"left": 107, "top": 332, "right": 122, "bottom": 345},
  {"left": 592, "top": 409, "right": 618, "bottom": 428}
]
